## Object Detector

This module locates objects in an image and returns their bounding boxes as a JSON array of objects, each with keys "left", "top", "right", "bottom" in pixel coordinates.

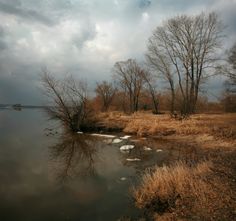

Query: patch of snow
[
  {"left": 77, "top": 131, "right": 83, "bottom": 134},
  {"left": 126, "top": 158, "right": 141, "bottom": 162},
  {"left": 112, "top": 138, "right": 123, "bottom": 144},
  {"left": 120, "top": 135, "right": 131, "bottom": 140},
  {"left": 120, "top": 177, "right": 127, "bottom": 181},
  {"left": 120, "top": 145, "right": 135, "bottom": 151},
  {"left": 156, "top": 149, "right": 163, "bottom": 152},
  {"left": 90, "top": 133, "right": 116, "bottom": 138},
  {"left": 143, "top": 146, "right": 152, "bottom": 151}
]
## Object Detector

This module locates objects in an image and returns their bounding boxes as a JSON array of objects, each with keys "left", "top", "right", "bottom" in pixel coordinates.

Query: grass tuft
[
  {"left": 133, "top": 161, "right": 212, "bottom": 209},
  {"left": 132, "top": 161, "right": 232, "bottom": 220}
]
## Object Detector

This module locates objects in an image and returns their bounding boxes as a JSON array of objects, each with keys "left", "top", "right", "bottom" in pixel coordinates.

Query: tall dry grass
[
  {"left": 95, "top": 111, "right": 131, "bottom": 130},
  {"left": 95, "top": 111, "right": 236, "bottom": 140},
  {"left": 132, "top": 161, "right": 232, "bottom": 220},
  {"left": 122, "top": 113, "right": 236, "bottom": 139},
  {"left": 133, "top": 161, "right": 212, "bottom": 208}
]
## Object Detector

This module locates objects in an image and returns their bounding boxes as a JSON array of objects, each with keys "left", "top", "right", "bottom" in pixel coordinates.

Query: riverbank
[
  {"left": 95, "top": 112, "right": 236, "bottom": 140},
  {"left": 95, "top": 112, "right": 236, "bottom": 220}
]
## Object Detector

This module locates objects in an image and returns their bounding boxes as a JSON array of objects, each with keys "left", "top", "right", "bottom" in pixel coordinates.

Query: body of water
[{"left": 0, "top": 109, "right": 171, "bottom": 221}]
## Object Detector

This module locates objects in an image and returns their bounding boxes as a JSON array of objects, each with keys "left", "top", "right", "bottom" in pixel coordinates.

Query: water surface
[{"left": 0, "top": 109, "right": 171, "bottom": 221}]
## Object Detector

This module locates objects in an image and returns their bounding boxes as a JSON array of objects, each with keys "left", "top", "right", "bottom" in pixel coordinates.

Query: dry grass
[
  {"left": 133, "top": 161, "right": 233, "bottom": 220},
  {"left": 96, "top": 112, "right": 236, "bottom": 139},
  {"left": 96, "top": 112, "right": 236, "bottom": 220},
  {"left": 94, "top": 111, "right": 131, "bottom": 130},
  {"left": 115, "top": 112, "right": 236, "bottom": 140},
  {"left": 95, "top": 111, "right": 236, "bottom": 139},
  {"left": 133, "top": 161, "right": 212, "bottom": 209}
]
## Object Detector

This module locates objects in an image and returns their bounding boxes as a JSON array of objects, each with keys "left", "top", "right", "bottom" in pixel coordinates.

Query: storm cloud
[{"left": 0, "top": 0, "right": 235, "bottom": 104}]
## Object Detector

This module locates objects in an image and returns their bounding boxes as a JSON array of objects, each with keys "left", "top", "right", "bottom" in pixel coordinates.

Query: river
[{"left": 0, "top": 108, "right": 173, "bottom": 221}]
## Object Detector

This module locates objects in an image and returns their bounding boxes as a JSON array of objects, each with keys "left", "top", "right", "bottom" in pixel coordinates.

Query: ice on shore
[
  {"left": 120, "top": 145, "right": 135, "bottom": 151},
  {"left": 120, "top": 135, "right": 131, "bottom": 140},
  {"left": 126, "top": 158, "right": 141, "bottom": 162},
  {"left": 90, "top": 133, "right": 116, "bottom": 138},
  {"left": 112, "top": 138, "right": 123, "bottom": 144},
  {"left": 156, "top": 149, "right": 163, "bottom": 152},
  {"left": 143, "top": 146, "right": 152, "bottom": 151}
]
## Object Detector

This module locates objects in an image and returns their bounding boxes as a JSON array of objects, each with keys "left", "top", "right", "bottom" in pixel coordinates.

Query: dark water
[{"left": 0, "top": 109, "right": 170, "bottom": 221}]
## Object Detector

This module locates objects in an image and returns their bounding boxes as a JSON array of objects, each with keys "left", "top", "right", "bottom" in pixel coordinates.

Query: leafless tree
[
  {"left": 113, "top": 59, "right": 145, "bottom": 113},
  {"left": 41, "top": 70, "right": 89, "bottom": 132},
  {"left": 147, "top": 12, "right": 223, "bottom": 115},
  {"left": 95, "top": 81, "right": 116, "bottom": 112},
  {"left": 220, "top": 43, "right": 236, "bottom": 112},
  {"left": 146, "top": 48, "right": 175, "bottom": 113},
  {"left": 142, "top": 69, "right": 159, "bottom": 114},
  {"left": 228, "top": 43, "right": 236, "bottom": 84}
]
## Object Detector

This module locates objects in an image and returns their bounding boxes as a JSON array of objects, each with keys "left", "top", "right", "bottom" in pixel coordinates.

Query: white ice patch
[
  {"left": 126, "top": 158, "right": 141, "bottom": 162},
  {"left": 112, "top": 138, "right": 123, "bottom": 144},
  {"left": 120, "top": 145, "right": 135, "bottom": 151},
  {"left": 90, "top": 133, "right": 116, "bottom": 138},
  {"left": 143, "top": 146, "right": 152, "bottom": 151},
  {"left": 120, "top": 177, "right": 127, "bottom": 181},
  {"left": 156, "top": 149, "right": 163, "bottom": 152},
  {"left": 77, "top": 131, "right": 83, "bottom": 134},
  {"left": 120, "top": 135, "right": 131, "bottom": 140}
]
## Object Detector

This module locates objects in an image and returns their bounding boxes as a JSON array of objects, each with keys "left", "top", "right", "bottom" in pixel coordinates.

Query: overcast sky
[{"left": 0, "top": 0, "right": 235, "bottom": 105}]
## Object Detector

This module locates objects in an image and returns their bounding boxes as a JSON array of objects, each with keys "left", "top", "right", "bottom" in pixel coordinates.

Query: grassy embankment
[
  {"left": 96, "top": 112, "right": 236, "bottom": 220},
  {"left": 96, "top": 111, "right": 236, "bottom": 139}
]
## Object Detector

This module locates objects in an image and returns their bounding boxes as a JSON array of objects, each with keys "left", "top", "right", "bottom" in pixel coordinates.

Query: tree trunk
[{"left": 170, "top": 89, "right": 175, "bottom": 114}]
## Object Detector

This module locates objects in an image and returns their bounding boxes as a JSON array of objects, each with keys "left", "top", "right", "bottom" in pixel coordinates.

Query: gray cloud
[
  {"left": 0, "top": 1, "right": 55, "bottom": 26},
  {"left": 139, "top": 0, "right": 151, "bottom": 8},
  {"left": 72, "top": 23, "right": 97, "bottom": 49},
  {"left": 0, "top": 41, "right": 7, "bottom": 50},
  {"left": 0, "top": 0, "right": 235, "bottom": 104}
]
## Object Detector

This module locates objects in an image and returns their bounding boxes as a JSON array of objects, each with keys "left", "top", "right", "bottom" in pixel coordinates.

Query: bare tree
[
  {"left": 95, "top": 81, "right": 116, "bottom": 112},
  {"left": 142, "top": 69, "right": 159, "bottom": 114},
  {"left": 113, "top": 59, "right": 145, "bottom": 113},
  {"left": 147, "top": 12, "right": 223, "bottom": 115},
  {"left": 228, "top": 43, "right": 236, "bottom": 83},
  {"left": 220, "top": 43, "right": 236, "bottom": 112},
  {"left": 41, "top": 70, "right": 89, "bottom": 132},
  {"left": 146, "top": 48, "right": 175, "bottom": 113}
]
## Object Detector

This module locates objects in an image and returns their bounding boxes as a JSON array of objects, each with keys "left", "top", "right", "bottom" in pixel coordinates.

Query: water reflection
[
  {"left": 49, "top": 133, "right": 99, "bottom": 182},
  {"left": 2, "top": 109, "right": 201, "bottom": 220},
  {"left": 0, "top": 109, "right": 143, "bottom": 220}
]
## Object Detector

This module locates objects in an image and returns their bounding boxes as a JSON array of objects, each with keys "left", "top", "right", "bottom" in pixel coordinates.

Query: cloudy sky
[{"left": 0, "top": 0, "right": 235, "bottom": 105}]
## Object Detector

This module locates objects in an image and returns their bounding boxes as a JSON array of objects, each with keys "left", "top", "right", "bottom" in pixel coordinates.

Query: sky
[{"left": 0, "top": 0, "right": 235, "bottom": 105}]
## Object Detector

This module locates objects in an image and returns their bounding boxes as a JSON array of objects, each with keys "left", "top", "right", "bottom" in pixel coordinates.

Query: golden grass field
[
  {"left": 97, "top": 111, "right": 236, "bottom": 140},
  {"left": 97, "top": 112, "right": 236, "bottom": 221}
]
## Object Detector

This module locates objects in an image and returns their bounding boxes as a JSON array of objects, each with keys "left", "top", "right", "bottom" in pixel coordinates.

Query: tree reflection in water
[{"left": 49, "top": 133, "right": 99, "bottom": 182}]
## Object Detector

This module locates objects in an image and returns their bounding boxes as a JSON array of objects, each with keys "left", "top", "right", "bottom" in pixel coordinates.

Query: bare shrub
[{"left": 41, "top": 70, "right": 92, "bottom": 132}]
